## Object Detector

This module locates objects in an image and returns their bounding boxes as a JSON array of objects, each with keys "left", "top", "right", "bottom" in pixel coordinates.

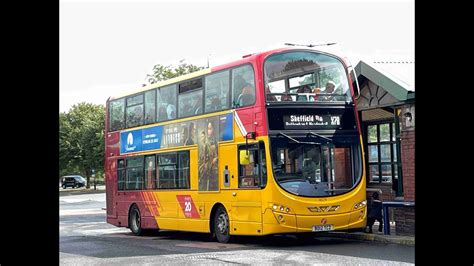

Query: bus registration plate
[{"left": 312, "top": 225, "right": 334, "bottom": 232}]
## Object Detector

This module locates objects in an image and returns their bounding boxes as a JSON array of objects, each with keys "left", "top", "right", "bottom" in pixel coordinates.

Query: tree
[
  {"left": 146, "top": 62, "right": 205, "bottom": 84},
  {"left": 60, "top": 102, "right": 105, "bottom": 188}
]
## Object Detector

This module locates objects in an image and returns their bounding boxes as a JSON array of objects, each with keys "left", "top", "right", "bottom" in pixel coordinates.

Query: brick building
[{"left": 354, "top": 60, "right": 414, "bottom": 235}]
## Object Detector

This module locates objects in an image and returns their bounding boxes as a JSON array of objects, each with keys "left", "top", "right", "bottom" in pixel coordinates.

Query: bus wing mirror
[
  {"left": 239, "top": 150, "right": 251, "bottom": 165},
  {"left": 348, "top": 66, "right": 361, "bottom": 100}
]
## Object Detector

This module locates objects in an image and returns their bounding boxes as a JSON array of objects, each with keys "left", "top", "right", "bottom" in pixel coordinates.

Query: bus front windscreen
[
  {"left": 270, "top": 137, "right": 361, "bottom": 197},
  {"left": 264, "top": 51, "right": 352, "bottom": 103}
]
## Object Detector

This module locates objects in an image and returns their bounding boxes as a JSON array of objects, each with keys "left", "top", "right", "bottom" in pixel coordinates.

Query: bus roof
[
  {"left": 108, "top": 46, "right": 347, "bottom": 101},
  {"left": 109, "top": 67, "right": 212, "bottom": 100}
]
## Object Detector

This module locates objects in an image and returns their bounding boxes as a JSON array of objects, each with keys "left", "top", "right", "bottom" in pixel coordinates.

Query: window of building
[
  {"left": 126, "top": 94, "right": 144, "bottom": 128},
  {"left": 366, "top": 122, "right": 399, "bottom": 184},
  {"left": 117, "top": 159, "right": 125, "bottom": 190},
  {"left": 109, "top": 99, "right": 125, "bottom": 131},
  {"left": 144, "top": 90, "right": 156, "bottom": 124},
  {"left": 157, "top": 151, "right": 190, "bottom": 189},
  {"left": 126, "top": 156, "right": 144, "bottom": 190},
  {"left": 232, "top": 65, "right": 255, "bottom": 108},
  {"left": 205, "top": 70, "right": 230, "bottom": 113},
  {"left": 157, "top": 85, "right": 177, "bottom": 122}
]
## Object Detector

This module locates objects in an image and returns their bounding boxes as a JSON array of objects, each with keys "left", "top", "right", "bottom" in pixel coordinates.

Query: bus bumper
[{"left": 262, "top": 207, "right": 366, "bottom": 235}]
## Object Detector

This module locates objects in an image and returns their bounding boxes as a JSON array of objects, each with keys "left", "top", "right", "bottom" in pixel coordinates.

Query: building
[{"left": 354, "top": 60, "right": 415, "bottom": 236}]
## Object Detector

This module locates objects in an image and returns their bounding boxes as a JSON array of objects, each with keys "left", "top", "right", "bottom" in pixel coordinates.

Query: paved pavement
[
  {"left": 320, "top": 230, "right": 415, "bottom": 246},
  {"left": 60, "top": 192, "right": 415, "bottom": 265},
  {"left": 318, "top": 220, "right": 415, "bottom": 246}
]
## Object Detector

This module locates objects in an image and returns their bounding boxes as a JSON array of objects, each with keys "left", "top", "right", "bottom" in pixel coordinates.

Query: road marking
[
  {"left": 175, "top": 242, "right": 249, "bottom": 250},
  {"left": 60, "top": 209, "right": 105, "bottom": 216}
]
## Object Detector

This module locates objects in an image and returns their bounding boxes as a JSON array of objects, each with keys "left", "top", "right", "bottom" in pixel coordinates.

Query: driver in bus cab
[{"left": 302, "top": 149, "right": 320, "bottom": 183}]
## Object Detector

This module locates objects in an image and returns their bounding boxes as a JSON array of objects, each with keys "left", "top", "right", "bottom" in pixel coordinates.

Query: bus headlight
[
  {"left": 272, "top": 204, "right": 291, "bottom": 213},
  {"left": 353, "top": 200, "right": 367, "bottom": 210}
]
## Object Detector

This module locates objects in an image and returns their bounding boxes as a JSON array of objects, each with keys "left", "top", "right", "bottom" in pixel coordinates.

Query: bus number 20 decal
[
  {"left": 176, "top": 195, "right": 200, "bottom": 218},
  {"left": 184, "top": 201, "right": 192, "bottom": 212}
]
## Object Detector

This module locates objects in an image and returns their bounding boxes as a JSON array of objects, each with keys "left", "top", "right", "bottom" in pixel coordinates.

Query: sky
[{"left": 60, "top": 0, "right": 414, "bottom": 113}]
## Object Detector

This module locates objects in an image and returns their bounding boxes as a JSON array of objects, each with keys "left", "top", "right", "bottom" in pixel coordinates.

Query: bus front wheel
[
  {"left": 129, "top": 205, "right": 143, "bottom": 236},
  {"left": 214, "top": 205, "right": 231, "bottom": 243}
]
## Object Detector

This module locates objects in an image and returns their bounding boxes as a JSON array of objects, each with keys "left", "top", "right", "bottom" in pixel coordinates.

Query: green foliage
[
  {"left": 368, "top": 125, "right": 378, "bottom": 143},
  {"left": 60, "top": 102, "right": 105, "bottom": 188},
  {"left": 379, "top": 124, "right": 390, "bottom": 141},
  {"left": 297, "top": 67, "right": 342, "bottom": 89},
  {"left": 146, "top": 62, "right": 205, "bottom": 84}
]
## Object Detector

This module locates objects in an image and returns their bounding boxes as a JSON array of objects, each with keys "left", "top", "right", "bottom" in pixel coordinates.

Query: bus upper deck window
[{"left": 232, "top": 65, "right": 255, "bottom": 108}]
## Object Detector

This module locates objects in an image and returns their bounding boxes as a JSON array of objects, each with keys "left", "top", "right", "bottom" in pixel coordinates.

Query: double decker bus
[{"left": 105, "top": 47, "right": 365, "bottom": 243}]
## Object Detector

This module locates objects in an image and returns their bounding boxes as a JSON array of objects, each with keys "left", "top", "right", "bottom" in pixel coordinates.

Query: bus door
[{"left": 230, "top": 141, "right": 267, "bottom": 235}]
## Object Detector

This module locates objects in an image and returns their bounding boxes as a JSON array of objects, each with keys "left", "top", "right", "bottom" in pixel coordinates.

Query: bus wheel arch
[
  {"left": 209, "top": 203, "right": 222, "bottom": 238},
  {"left": 128, "top": 203, "right": 144, "bottom": 236},
  {"left": 210, "top": 203, "right": 231, "bottom": 243}
]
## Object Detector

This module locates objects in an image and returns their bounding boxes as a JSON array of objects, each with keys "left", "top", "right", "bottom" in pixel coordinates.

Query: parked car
[{"left": 61, "top": 175, "right": 87, "bottom": 189}]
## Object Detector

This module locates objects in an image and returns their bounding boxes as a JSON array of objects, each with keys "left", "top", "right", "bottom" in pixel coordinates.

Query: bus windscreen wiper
[
  {"left": 277, "top": 132, "right": 320, "bottom": 145},
  {"left": 306, "top": 132, "right": 333, "bottom": 142}
]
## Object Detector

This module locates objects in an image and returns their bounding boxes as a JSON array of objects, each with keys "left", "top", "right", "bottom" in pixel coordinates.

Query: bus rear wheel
[
  {"left": 214, "top": 205, "right": 231, "bottom": 243},
  {"left": 129, "top": 205, "right": 143, "bottom": 236}
]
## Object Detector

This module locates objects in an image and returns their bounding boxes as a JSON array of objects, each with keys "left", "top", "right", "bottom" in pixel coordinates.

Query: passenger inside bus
[
  {"left": 281, "top": 94, "right": 293, "bottom": 101},
  {"left": 157, "top": 94, "right": 176, "bottom": 120},
  {"left": 265, "top": 86, "right": 277, "bottom": 101},
  {"left": 191, "top": 94, "right": 202, "bottom": 114},
  {"left": 296, "top": 85, "right": 314, "bottom": 101},
  {"left": 237, "top": 84, "right": 255, "bottom": 106},
  {"left": 208, "top": 96, "right": 222, "bottom": 112},
  {"left": 319, "top": 81, "right": 336, "bottom": 101},
  {"left": 312, "top": 87, "right": 321, "bottom": 101}
]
